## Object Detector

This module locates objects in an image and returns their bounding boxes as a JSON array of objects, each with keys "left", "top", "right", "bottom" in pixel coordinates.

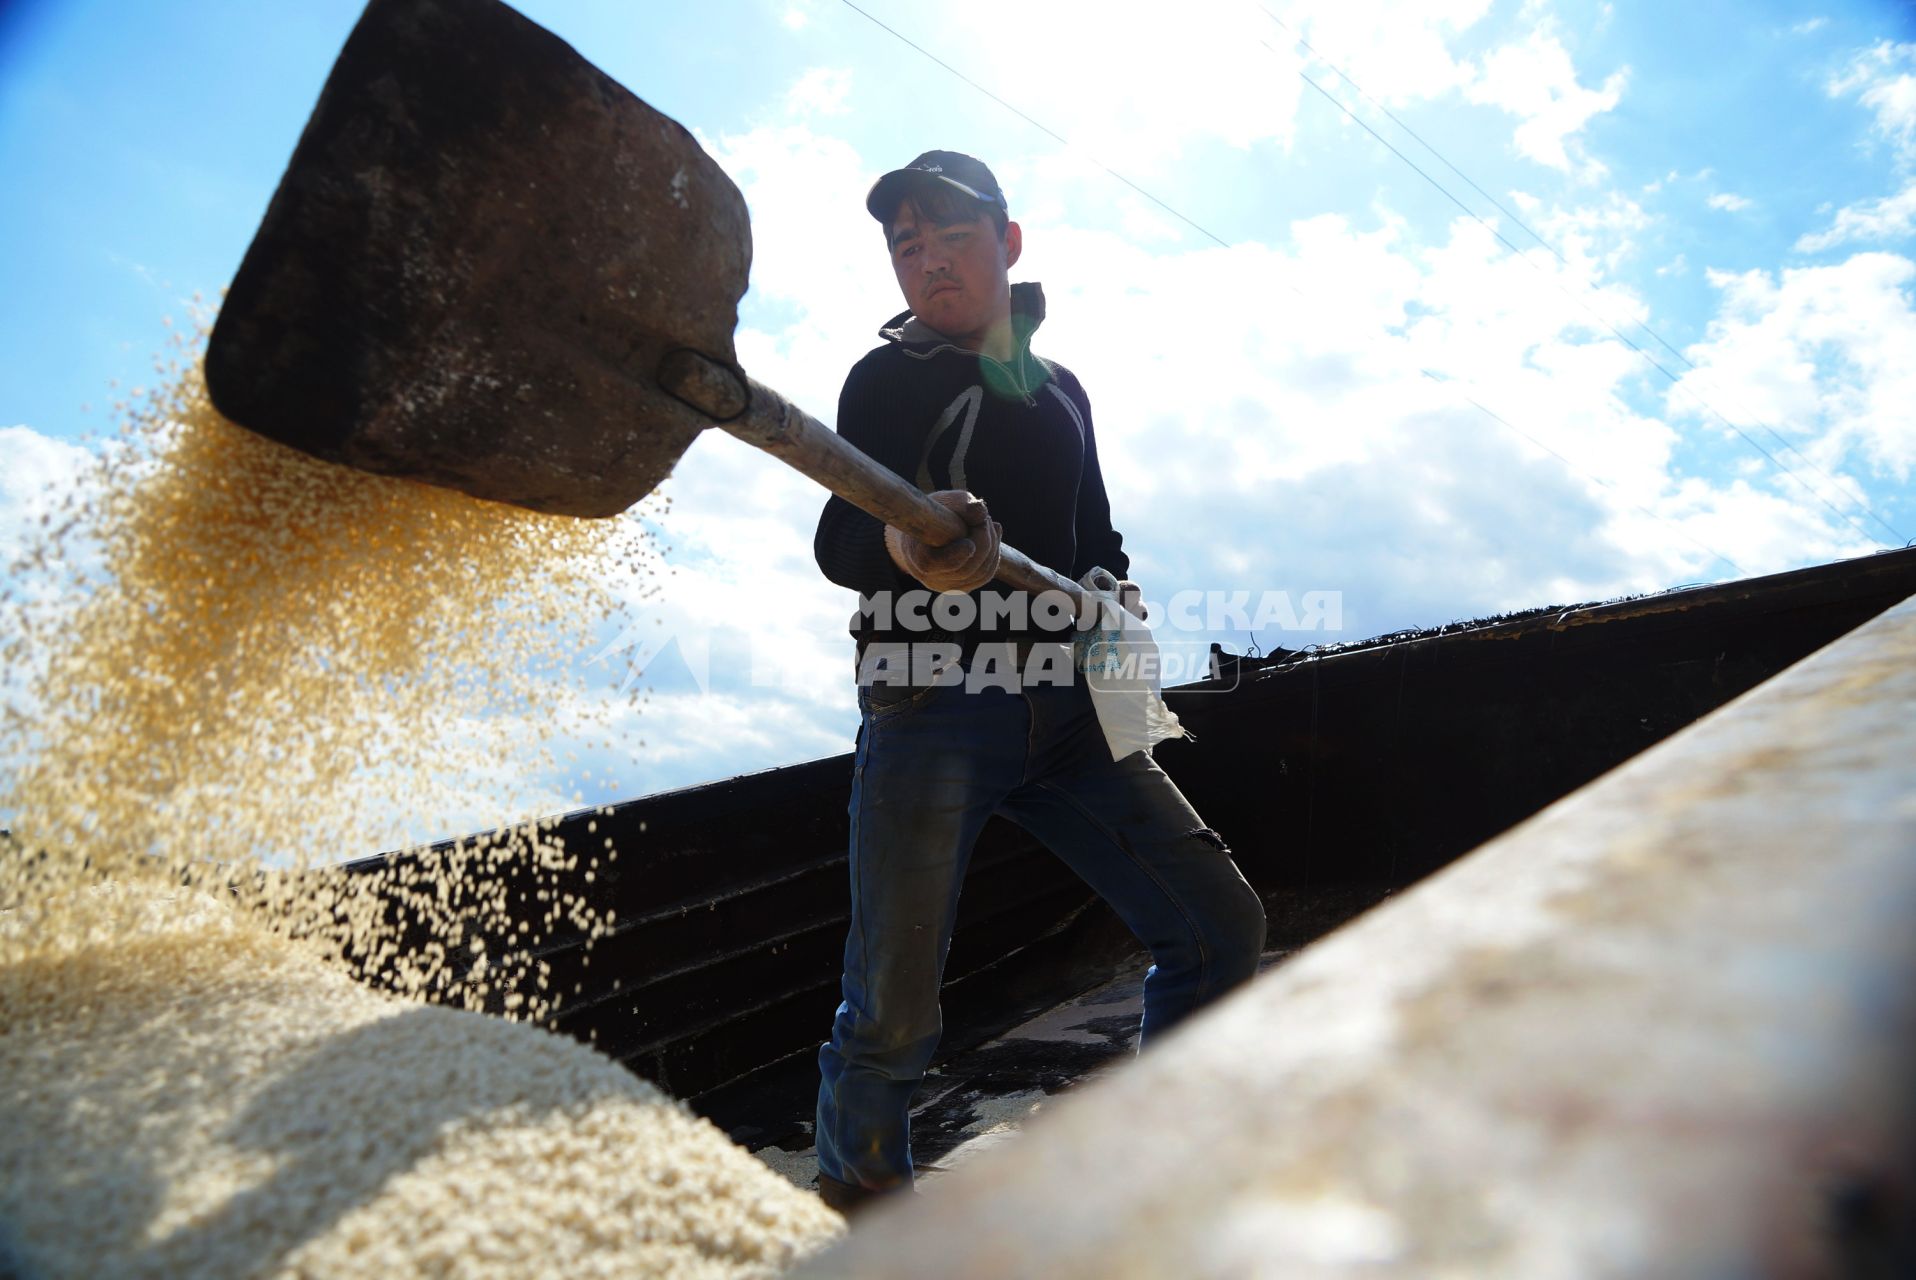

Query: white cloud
[
  {"left": 784, "top": 66, "right": 851, "bottom": 117},
  {"left": 1793, "top": 46, "right": 1916, "bottom": 254},
  {"left": 1672, "top": 253, "right": 1916, "bottom": 488},
  {"left": 702, "top": 121, "right": 896, "bottom": 416},
  {"left": 818, "top": 2, "right": 1503, "bottom": 177},
  {"left": 1707, "top": 192, "right": 1754, "bottom": 212},
  {"left": 1529, "top": 190, "right": 1654, "bottom": 275},
  {"left": 1464, "top": 31, "right": 1627, "bottom": 179},
  {"left": 1829, "top": 40, "right": 1916, "bottom": 161},
  {"left": 1802, "top": 46, "right": 1916, "bottom": 255},
  {"left": 0, "top": 426, "right": 94, "bottom": 571},
  {"left": 867, "top": 3, "right": 1300, "bottom": 168},
  {"left": 1795, "top": 176, "right": 1916, "bottom": 251},
  {"left": 1007, "top": 198, "right": 1856, "bottom": 621},
  {"left": 1792, "top": 17, "right": 1828, "bottom": 36},
  {"left": 1275, "top": 0, "right": 1489, "bottom": 106},
  {"left": 0, "top": 427, "right": 101, "bottom": 781}
]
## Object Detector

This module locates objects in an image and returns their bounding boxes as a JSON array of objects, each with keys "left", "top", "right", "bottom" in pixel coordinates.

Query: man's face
[{"left": 887, "top": 197, "right": 1023, "bottom": 344}]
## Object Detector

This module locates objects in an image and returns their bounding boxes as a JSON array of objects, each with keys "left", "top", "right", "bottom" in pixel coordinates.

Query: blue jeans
[{"left": 815, "top": 664, "right": 1267, "bottom": 1190}]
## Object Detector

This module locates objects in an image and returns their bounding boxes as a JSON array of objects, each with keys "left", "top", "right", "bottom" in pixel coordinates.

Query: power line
[
  {"left": 836, "top": 0, "right": 1232, "bottom": 251},
  {"left": 1260, "top": 0, "right": 1889, "bottom": 531},
  {"left": 1259, "top": 7, "right": 1644, "bottom": 332},
  {"left": 833, "top": 0, "right": 1750, "bottom": 579},
  {"left": 1267, "top": 42, "right": 1893, "bottom": 549},
  {"left": 1254, "top": 5, "right": 1907, "bottom": 546}
]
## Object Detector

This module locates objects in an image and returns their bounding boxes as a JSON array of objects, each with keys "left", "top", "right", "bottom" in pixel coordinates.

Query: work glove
[{"left": 884, "top": 490, "right": 1003, "bottom": 594}]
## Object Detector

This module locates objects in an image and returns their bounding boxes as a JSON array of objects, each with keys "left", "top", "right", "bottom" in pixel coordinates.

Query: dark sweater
[{"left": 812, "top": 281, "right": 1129, "bottom": 663}]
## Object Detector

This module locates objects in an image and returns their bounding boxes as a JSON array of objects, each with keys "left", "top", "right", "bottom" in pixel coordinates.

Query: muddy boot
[{"left": 816, "top": 1172, "right": 912, "bottom": 1217}]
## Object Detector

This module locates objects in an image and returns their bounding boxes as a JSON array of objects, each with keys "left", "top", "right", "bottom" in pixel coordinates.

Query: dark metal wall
[{"left": 1175, "top": 548, "right": 1916, "bottom": 897}]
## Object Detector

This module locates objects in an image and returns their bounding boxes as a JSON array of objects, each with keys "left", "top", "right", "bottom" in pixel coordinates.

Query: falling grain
[{"left": 0, "top": 326, "right": 844, "bottom": 1276}]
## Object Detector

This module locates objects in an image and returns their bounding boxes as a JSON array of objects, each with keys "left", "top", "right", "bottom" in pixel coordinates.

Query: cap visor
[{"left": 866, "top": 170, "right": 994, "bottom": 222}]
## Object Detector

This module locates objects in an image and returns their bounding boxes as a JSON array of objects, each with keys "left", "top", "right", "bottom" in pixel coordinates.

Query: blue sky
[{"left": 5, "top": 0, "right": 1916, "bottom": 814}]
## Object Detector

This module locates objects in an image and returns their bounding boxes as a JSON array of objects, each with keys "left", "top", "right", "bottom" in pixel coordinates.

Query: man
[{"left": 810, "top": 151, "right": 1266, "bottom": 1214}]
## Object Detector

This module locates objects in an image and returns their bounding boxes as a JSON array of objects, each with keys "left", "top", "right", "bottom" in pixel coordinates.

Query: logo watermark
[
  {"left": 851, "top": 588, "right": 1341, "bottom": 634},
  {"left": 587, "top": 588, "right": 1344, "bottom": 698}
]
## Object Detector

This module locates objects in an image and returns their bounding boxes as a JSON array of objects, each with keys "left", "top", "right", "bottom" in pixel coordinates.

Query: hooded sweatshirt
[{"left": 812, "top": 281, "right": 1129, "bottom": 668}]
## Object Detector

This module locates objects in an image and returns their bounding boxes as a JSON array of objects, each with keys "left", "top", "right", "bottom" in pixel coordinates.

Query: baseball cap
[{"left": 866, "top": 150, "right": 1008, "bottom": 224}]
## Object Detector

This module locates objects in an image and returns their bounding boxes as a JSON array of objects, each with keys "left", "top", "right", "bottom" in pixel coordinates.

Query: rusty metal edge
[{"left": 1194, "top": 544, "right": 1916, "bottom": 691}]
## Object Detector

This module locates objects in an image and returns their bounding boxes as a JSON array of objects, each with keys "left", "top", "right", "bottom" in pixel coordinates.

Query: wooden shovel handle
[{"left": 715, "top": 376, "right": 1088, "bottom": 614}]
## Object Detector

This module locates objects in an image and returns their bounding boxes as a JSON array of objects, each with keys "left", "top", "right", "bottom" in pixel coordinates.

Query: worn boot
[{"left": 816, "top": 1171, "right": 912, "bottom": 1217}]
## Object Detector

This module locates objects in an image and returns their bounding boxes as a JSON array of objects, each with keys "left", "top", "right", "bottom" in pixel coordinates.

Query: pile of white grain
[{"left": 0, "top": 333, "right": 843, "bottom": 1277}]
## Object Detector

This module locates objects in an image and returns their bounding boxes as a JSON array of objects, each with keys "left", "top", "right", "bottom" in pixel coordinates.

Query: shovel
[{"left": 204, "top": 0, "right": 1087, "bottom": 612}]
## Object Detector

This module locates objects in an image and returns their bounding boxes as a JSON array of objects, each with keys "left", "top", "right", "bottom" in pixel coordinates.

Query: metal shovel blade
[{"left": 204, "top": 0, "right": 752, "bottom": 518}]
